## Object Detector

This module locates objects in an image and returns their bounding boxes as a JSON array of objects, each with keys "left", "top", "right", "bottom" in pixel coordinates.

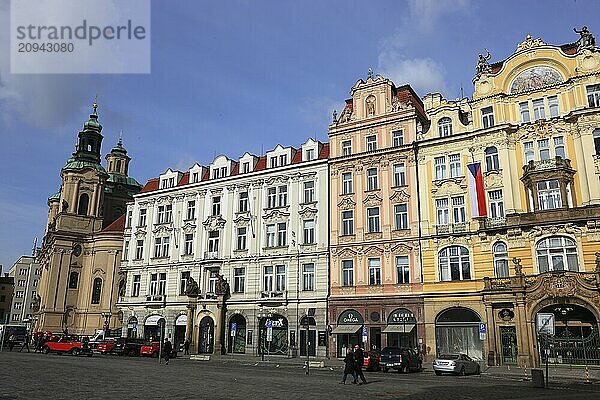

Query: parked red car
[
  {"left": 43, "top": 336, "right": 93, "bottom": 357},
  {"left": 363, "top": 349, "right": 381, "bottom": 371},
  {"left": 96, "top": 340, "right": 116, "bottom": 354},
  {"left": 140, "top": 342, "right": 160, "bottom": 357}
]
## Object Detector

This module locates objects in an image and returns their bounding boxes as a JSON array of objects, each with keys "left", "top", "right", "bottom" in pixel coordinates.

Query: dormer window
[
  {"left": 279, "top": 154, "right": 287, "bottom": 166},
  {"left": 220, "top": 166, "right": 227, "bottom": 177},
  {"left": 242, "top": 162, "right": 250, "bottom": 173},
  {"left": 438, "top": 117, "right": 452, "bottom": 137},
  {"left": 192, "top": 172, "right": 199, "bottom": 183},
  {"left": 212, "top": 169, "right": 219, "bottom": 179},
  {"left": 305, "top": 149, "right": 315, "bottom": 161},
  {"left": 270, "top": 157, "right": 277, "bottom": 168}
]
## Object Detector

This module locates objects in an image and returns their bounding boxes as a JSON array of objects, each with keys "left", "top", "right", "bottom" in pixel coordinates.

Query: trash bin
[{"left": 531, "top": 368, "right": 545, "bottom": 388}]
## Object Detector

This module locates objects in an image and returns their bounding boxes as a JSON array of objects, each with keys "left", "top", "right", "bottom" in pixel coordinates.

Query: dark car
[
  {"left": 380, "top": 347, "right": 422, "bottom": 373},
  {"left": 363, "top": 349, "right": 381, "bottom": 371},
  {"left": 111, "top": 338, "right": 145, "bottom": 356}
]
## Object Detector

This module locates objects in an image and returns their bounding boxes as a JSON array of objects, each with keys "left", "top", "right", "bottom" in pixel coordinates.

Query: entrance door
[
  {"left": 198, "top": 316, "right": 214, "bottom": 354},
  {"left": 300, "top": 329, "right": 316, "bottom": 357},
  {"left": 500, "top": 326, "right": 517, "bottom": 364},
  {"left": 370, "top": 327, "right": 381, "bottom": 351}
]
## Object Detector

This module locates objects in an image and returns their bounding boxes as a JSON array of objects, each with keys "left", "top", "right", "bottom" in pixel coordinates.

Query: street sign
[
  {"left": 132, "top": 322, "right": 137, "bottom": 329},
  {"left": 266, "top": 319, "right": 273, "bottom": 342},
  {"left": 231, "top": 322, "right": 237, "bottom": 337},
  {"left": 479, "top": 332, "right": 486, "bottom": 341},
  {"left": 361, "top": 326, "right": 367, "bottom": 343},
  {"left": 536, "top": 313, "right": 555, "bottom": 336},
  {"left": 479, "top": 323, "right": 487, "bottom": 334}
]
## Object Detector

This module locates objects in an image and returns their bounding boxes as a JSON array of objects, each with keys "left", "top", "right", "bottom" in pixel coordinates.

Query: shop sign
[
  {"left": 387, "top": 308, "right": 416, "bottom": 324},
  {"left": 338, "top": 310, "right": 364, "bottom": 325}
]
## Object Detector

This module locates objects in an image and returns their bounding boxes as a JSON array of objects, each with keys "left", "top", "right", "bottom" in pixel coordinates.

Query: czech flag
[{"left": 467, "top": 162, "right": 487, "bottom": 217}]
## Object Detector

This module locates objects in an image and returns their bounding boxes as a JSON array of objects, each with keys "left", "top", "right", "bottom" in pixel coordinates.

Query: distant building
[
  {"left": 7, "top": 255, "right": 41, "bottom": 325},
  {"left": 0, "top": 275, "right": 15, "bottom": 324}
]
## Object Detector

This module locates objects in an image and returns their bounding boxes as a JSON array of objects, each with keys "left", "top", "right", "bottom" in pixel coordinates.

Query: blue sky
[{"left": 0, "top": 0, "right": 598, "bottom": 270}]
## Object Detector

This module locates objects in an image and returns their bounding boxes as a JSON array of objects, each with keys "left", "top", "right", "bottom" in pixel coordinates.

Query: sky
[{"left": 0, "top": 0, "right": 598, "bottom": 270}]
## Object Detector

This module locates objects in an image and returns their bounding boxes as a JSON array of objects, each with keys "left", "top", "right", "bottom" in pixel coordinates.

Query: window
[
  {"left": 68, "top": 271, "right": 79, "bottom": 289},
  {"left": 154, "top": 237, "right": 170, "bottom": 258},
  {"left": 17, "top": 280, "right": 25, "bottom": 287},
  {"left": 342, "top": 140, "right": 352, "bottom": 156},
  {"left": 533, "top": 98, "right": 546, "bottom": 120},
  {"left": 15, "top": 291, "right": 24, "bottom": 298},
  {"left": 192, "top": 172, "right": 199, "bottom": 183},
  {"left": 537, "top": 236, "right": 579, "bottom": 273},
  {"left": 303, "top": 219, "right": 315, "bottom": 244},
  {"left": 393, "top": 163, "right": 406, "bottom": 187},
  {"left": 207, "top": 270, "right": 218, "bottom": 293},
  {"left": 14, "top": 302, "right": 22, "bottom": 310},
  {"left": 18, "top": 268, "right": 27, "bottom": 276},
  {"left": 149, "top": 273, "right": 158, "bottom": 295},
  {"left": 138, "top": 209, "right": 147, "bottom": 227},
  {"left": 275, "top": 265, "right": 286, "bottom": 291},
  {"left": 131, "top": 275, "right": 142, "bottom": 297},
  {"left": 220, "top": 166, "right": 227, "bottom": 177},
  {"left": 12, "top": 314, "right": 20, "bottom": 322},
  {"left": 396, "top": 256, "right": 410, "bottom": 284},
  {"left": 234, "top": 268, "right": 245, "bottom": 293},
  {"left": 264, "top": 266, "right": 274, "bottom": 292},
  {"left": 519, "top": 101, "right": 530, "bottom": 123},
  {"left": 436, "top": 198, "right": 449, "bottom": 226},
  {"left": 587, "top": 84, "right": 600, "bottom": 108},
  {"left": 126, "top": 210, "right": 132, "bottom": 228},
  {"left": 524, "top": 141, "right": 534, "bottom": 163},
  {"left": 366, "top": 135, "right": 377, "bottom": 151},
  {"left": 392, "top": 130, "right": 404, "bottom": 147},
  {"left": 279, "top": 154, "right": 287, "bottom": 166},
  {"left": 538, "top": 139, "right": 550, "bottom": 160},
  {"left": 237, "top": 227, "right": 247, "bottom": 250},
  {"left": 493, "top": 242, "right": 509, "bottom": 278},
  {"left": 270, "top": 157, "right": 277, "bottom": 168},
  {"left": 157, "top": 204, "right": 172, "bottom": 224},
  {"left": 537, "top": 180, "right": 562, "bottom": 210},
  {"left": 135, "top": 240, "right": 144, "bottom": 260},
  {"left": 277, "top": 186, "right": 288, "bottom": 207},
  {"left": 485, "top": 147, "right": 500, "bottom": 171},
  {"left": 368, "top": 258, "right": 381, "bottom": 285},
  {"left": 554, "top": 137, "right": 565, "bottom": 158},
  {"left": 184, "top": 233, "right": 193, "bottom": 255},
  {"left": 208, "top": 231, "right": 219, "bottom": 253},
  {"left": 266, "top": 224, "right": 276, "bottom": 247},
  {"left": 434, "top": 156, "right": 447, "bottom": 180},
  {"left": 481, "top": 106, "right": 494, "bottom": 128},
  {"left": 342, "top": 173, "right": 353, "bottom": 194},
  {"left": 242, "top": 162, "right": 250, "bottom": 173},
  {"left": 267, "top": 187, "right": 277, "bottom": 208},
  {"left": 305, "top": 148, "right": 316, "bottom": 161},
  {"left": 180, "top": 271, "right": 190, "bottom": 295},
  {"left": 158, "top": 273, "right": 167, "bottom": 295},
  {"left": 91, "top": 278, "right": 102, "bottom": 304},
  {"left": 187, "top": 201, "right": 196, "bottom": 220},
  {"left": 594, "top": 129, "right": 600, "bottom": 155},
  {"left": 212, "top": 196, "right": 221, "bottom": 216},
  {"left": 303, "top": 181, "right": 315, "bottom": 203},
  {"left": 367, "top": 207, "right": 380, "bottom": 233},
  {"left": 488, "top": 190, "right": 505, "bottom": 218},
  {"left": 548, "top": 96, "right": 559, "bottom": 118},
  {"left": 77, "top": 193, "right": 89, "bottom": 216},
  {"left": 342, "top": 260, "right": 354, "bottom": 286},
  {"left": 452, "top": 196, "right": 466, "bottom": 223},
  {"left": 123, "top": 240, "right": 129, "bottom": 261},
  {"left": 367, "top": 168, "right": 378, "bottom": 191},
  {"left": 33, "top": 280, "right": 38, "bottom": 287},
  {"left": 277, "top": 222, "right": 287, "bottom": 246},
  {"left": 439, "top": 246, "right": 471, "bottom": 281},
  {"left": 238, "top": 191, "right": 249, "bottom": 212},
  {"left": 438, "top": 117, "right": 453, "bottom": 137},
  {"left": 394, "top": 204, "right": 408, "bottom": 230},
  {"left": 302, "top": 263, "right": 315, "bottom": 291},
  {"left": 449, "top": 154, "right": 461, "bottom": 178},
  {"left": 342, "top": 211, "right": 354, "bottom": 235},
  {"left": 211, "top": 168, "right": 219, "bottom": 179}
]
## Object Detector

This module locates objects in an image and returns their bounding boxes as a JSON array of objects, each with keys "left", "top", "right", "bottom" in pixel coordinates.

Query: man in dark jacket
[
  {"left": 353, "top": 345, "right": 368, "bottom": 385},
  {"left": 163, "top": 339, "right": 173, "bottom": 365},
  {"left": 339, "top": 348, "right": 357, "bottom": 384}
]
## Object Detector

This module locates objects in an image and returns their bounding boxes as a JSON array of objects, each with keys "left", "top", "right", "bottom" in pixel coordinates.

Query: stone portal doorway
[{"left": 198, "top": 316, "right": 214, "bottom": 354}]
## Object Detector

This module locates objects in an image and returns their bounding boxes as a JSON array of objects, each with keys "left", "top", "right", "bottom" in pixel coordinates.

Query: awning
[
  {"left": 175, "top": 314, "right": 188, "bottom": 326},
  {"left": 382, "top": 324, "right": 415, "bottom": 333},
  {"left": 331, "top": 325, "right": 362, "bottom": 334},
  {"left": 145, "top": 315, "right": 165, "bottom": 326}
]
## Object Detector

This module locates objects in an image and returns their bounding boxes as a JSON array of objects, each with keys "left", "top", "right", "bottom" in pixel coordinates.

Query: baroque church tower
[{"left": 36, "top": 102, "right": 142, "bottom": 336}]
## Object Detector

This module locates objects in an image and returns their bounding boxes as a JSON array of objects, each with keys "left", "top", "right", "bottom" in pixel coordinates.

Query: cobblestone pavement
[{"left": 0, "top": 352, "right": 599, "bottom": 400}]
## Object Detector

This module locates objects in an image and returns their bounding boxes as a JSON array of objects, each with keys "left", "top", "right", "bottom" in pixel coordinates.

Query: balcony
[
  {"left": 435, "top": 222, "right": 470, "bottom": 235},
  {"left": 259, "top": 290, "right": 287, "bottom": 307},
  {"left": 480, "top": 217, "right": 507, "bottom": 230},
  {"left": 204, "top": 251, "right": 219, "bottom": 260},
  {"left": 145, "top": 295, "right": 165, "bottom": 308}
]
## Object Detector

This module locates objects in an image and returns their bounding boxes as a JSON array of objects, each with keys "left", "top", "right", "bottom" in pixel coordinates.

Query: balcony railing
[
  {"left": 522, "top": 157, "right": 573, "bottom": 176},
  {"left": 145, "top": 295, "right": 164, "bottom": 302},
  {"left": 435, "top": 222, "right": 470, "bottom": 235},
  {"left": 204, "top": 251, "right": 219, "bottom": 260},
  {"left": 480, "top": 217, "right": 507, "bottom": 230}
]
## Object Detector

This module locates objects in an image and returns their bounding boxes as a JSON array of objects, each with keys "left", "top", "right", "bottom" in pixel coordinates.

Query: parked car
[
  {"left": 42, "top": 336, "right": 93, "bottom": 356},
  {"left": 96, "top": 340, "right": 116, "bottom": 354},
  {"left": 140, "top": 341, "right": 177, "bottom": 358},
  {"left": 111, "top": 338, "right": 145, "bottom": 356},
  {"left": 380, "top": 347, "right": 422, "bottom": 373},
  {"left": 433, "top": 353, "right": 481, "bottom": 376},
  {"left": 363, "top": 349, "right": 381, "bottom": 371},
  {"left": 0, "top": 325, "right": 27, "bottom": 348}
]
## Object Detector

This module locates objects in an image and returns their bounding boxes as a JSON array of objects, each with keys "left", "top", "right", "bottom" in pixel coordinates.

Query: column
[
  {"left": 215, "top": 298, "right": 225, "bottom": 355},
  {"left": 185, "top": 299, "right": 196, "bottom": 353}
]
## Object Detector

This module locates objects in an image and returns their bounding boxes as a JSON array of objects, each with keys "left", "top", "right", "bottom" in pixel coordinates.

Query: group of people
[{"left": 340, "top": 344, "right": 368, "bottom": 385}]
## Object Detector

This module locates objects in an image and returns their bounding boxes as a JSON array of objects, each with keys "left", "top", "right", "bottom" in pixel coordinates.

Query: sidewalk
[
  {"left": 182, "top": 353, "right": 340, "bottom": 369},
  {"left": 482, "top": 364, "right": 600, "bottom": 385}
]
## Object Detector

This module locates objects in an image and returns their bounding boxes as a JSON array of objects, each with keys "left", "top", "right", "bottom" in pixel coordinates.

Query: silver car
[{"left": 433, "top": 353, "right": 481, "bottom": 376}]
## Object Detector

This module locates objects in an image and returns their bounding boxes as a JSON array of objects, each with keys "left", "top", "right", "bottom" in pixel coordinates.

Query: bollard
[
  {"left": 522, "top": 363, "right": 529, "bottom": 381},
  {"left": 585, "top": 365, "right": 591, "bottom": 384}
]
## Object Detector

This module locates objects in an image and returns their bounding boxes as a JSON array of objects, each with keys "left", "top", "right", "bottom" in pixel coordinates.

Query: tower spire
[
  {"left": 92, "top": 93, "right": 98, "bottom": 116},
  {"left": 118, "top": 129, "right": 123, "bottom": 147}
]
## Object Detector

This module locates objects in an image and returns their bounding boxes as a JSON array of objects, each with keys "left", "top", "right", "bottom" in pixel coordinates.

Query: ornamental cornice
[
  {"left": 364, "top": 245, "right": 383, "bottom": 257},
  {"left": 483, "top": 170, "right": 503, "bottom": 189},
  {"left": 156, "top": 195, "right": 173, "bottom": 205},
  {"left": 389, "top": 189, "right": 410, "bottom": 203},
  {"left": 431, "top": 177, "right": 467, "bottom": 195},
  {"left": 264, "top": 176, "right": 289, "bottom": 186},
  {"left": 337, "top": 197, "right": 356, "bottom": 210},
  {"left": 182, "top": 222, "right": 196, "bottom": 234},
  {"left": 134, "top": 229, "right": 147, "bottom": 239},
  {"left": 432, "top": 235, "right": 472, "bottom": 247},
  {"left": 390, "top": 242, "right": 414, "bottom": 254},
  {"left": 527, "top": 223, "right": 582, "bottom": 239},
  {"left": 152, "top": 224, "right": 173, "bottom": 236},
  {"left": 202, "top": 215, "right": 226, "bottom": 231},
  {"left": 233, "top": 214, "right": 251, "bottom": 226},
  {"left": 517, "top": 119, "right": 571, "bottom": 141},
  {"left": 298, "top": 206, "right": 318, "bottom": 219},
  {"left": 363, "top": 193, "right": 383, "bottom": 207},
  {"left": 262, "top": 209, "right": 290, "bottom": 223},
  {"left": 333, "top": 247, "right": 357, "bottom": 259}
]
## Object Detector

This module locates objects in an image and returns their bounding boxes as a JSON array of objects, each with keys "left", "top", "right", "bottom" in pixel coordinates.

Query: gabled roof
[{"left": 102, "top": 214, "right": 126, "bottom": 232}]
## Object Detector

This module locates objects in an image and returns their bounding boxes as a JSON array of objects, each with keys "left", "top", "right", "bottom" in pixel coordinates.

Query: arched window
[
  {"left": 536, "top": 236, "right": 578, "bottom": 273},
  {"left": 493, "top": 242, "right": 509, "bottom": 277},
  {"left": 438, "top": 117, "right": 453, "bottom": 137},
  {"left": 77, "top": 193, "right": 89, "bottom": 216},
  {"left": 91, "top": 277, "right": 102, "bottom": 304},
  {"left": 116, "top": 160, "right": 122, "bottom": 172},
  {"left": 593, "top": 129, "right": 600, "bottom": 155},
  {"left": 439, "top": 246, "right": 470, "bottom": 281},
  {"left": 485, "top": 146, "right": 500, "bottom": 171},
  {"left": 68, "top": 271, "right": 79, "bottom": 289}
]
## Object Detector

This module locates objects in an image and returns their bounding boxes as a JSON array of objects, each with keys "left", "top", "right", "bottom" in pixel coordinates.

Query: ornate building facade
[
  {"left": 36, "top": 104, "right": 142, "bottom": 336},
  {"left": 327, "top": 73, "right": 428, "bottom": 357},
  {"left": 118, "top": 140, "right": 330, "bottom": 357},
  {"left": 419, "top": 30, "right": 600, "bottom": 367}
]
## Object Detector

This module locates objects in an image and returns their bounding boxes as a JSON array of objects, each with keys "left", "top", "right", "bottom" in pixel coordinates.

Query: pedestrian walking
[
  {"left": 8, "top": 335, "right": 15, "bottom": 351},
  {"left": 183, "top": 338, "right": 190, "bottom": 355},
  {"left": 163, "top": 339, "right": 172, "bottom": 365},
  {"left": 19, "top": 333, "right": 31, "bottom": 353},
  {"left": 353, "top": 345, "right": 368, "bottom": 385},
  {"left": 339, "top": 348, "right": 357, "bottom": 384}
]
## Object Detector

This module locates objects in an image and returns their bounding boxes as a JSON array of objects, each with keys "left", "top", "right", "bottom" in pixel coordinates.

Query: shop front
[
  {"left": 144, "top": 315, "right": 165, "bottom": 341},
  {"left": 331, "top": 309, "right": 363, "bottom": 358},
  {"left": 174, "top": 314, "right": 187, "bottom": 351},
  {"left": 258, "top": 314, "right": 289, "bottom": 356},
  {"left": 383, "top": 308, "right": 417, "bottom": 348},
  {"left": 127, "top": 316, "right": 138, "bottom": 339},
  {"left": 228, "top": 314, "right": 247, "bottom": 354},
  {"left": 435, "top": 307, "right": 484, "bottom": 361}
]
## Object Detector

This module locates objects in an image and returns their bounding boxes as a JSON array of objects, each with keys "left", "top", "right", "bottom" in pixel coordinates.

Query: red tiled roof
[
  {"left": 291, "top": 149, "right": 302, "bottom": 164},
  {"left": 318, "top": 143, "right": 330, "bottom": 159},
  {"left": 102, "top": 214, "right": 126, "bottom": 232},
  {"left": 560, "top": 43, "right": 578, "bottom": 55},
  {"left": 230, "top": 162, "right": 239, "bottom": 176},
  {"left": 177, "top": 172, "right": 189, "bottom": 186},
  {"left": 254, "top": 156, "right": 267, "bottom": 171},
  {"left": 140, "top": 178, "right": 159, "bottom": 193}
]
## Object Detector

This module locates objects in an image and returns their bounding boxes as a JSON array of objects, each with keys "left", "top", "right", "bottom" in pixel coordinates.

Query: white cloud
[
  {"left": 407, "top": 0, "right": 471, "bottom": 33},
  {"left": 297, "top": 96, "right": 345, "bottom": 140},
  {"left": 378, "top": 50, "right": 447, "bottom": 97}
]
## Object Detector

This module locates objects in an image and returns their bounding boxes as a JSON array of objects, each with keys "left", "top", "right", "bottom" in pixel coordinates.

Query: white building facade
[
  {"left": 8, "top": 255, "right": 41, "bottom": 325},
  {"left": 119, "top": 139, "right": 330, "bottom": 357}
]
